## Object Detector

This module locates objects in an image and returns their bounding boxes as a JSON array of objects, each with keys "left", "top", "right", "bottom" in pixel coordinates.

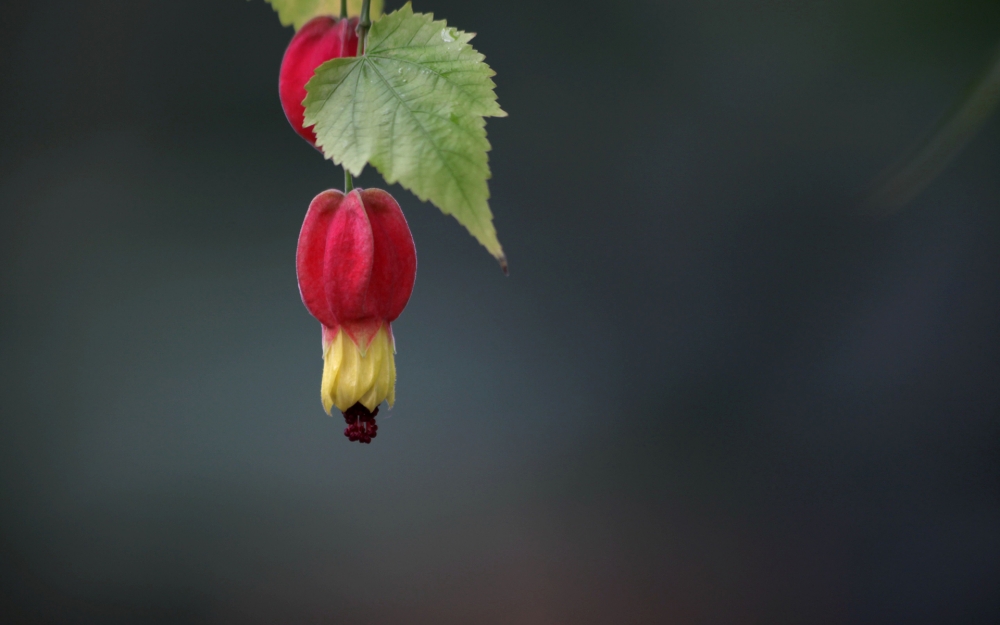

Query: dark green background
[{"left": 1, "top": 0, "right": 999, "bottom": 622}]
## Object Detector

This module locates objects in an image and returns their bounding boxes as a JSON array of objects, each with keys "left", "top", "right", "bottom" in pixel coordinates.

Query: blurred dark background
[{"left": 2, "top": 0, "right": 999, "bottom": 623}]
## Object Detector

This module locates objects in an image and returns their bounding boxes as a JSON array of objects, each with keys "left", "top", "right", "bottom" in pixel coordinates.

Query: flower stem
[
  {"left": 342, "top": 0, "right": 363, "bottom": 193},
  {"left": 356, "top": 0, "right": 372, "bottom": 55}
]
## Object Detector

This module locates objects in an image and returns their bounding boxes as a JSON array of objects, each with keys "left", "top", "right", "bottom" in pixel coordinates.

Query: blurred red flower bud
[{"left": 279, "top": 16, "right": 359, "bottom": 147}]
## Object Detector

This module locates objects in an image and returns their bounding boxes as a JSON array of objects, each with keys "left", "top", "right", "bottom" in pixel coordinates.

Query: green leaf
[
  {"left": 303, "top": 2, "right": 507, "bottom": 261},
  {"left": 263, "top": 0, "right": 383, "bottom": 30}
]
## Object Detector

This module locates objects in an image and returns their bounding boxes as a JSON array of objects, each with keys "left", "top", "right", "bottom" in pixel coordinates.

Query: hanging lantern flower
[
  {"left": 279, "top": 15, "right": 359, "bottom": 147},
  {"left": 296, "top": 188, "right": 417, "bottom": 443}
]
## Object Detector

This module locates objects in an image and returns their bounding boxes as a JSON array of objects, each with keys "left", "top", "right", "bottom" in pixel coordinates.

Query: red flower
[
  {"left": 279, "top": 16, "right": 359, "bottom": 147},
  {"left": 296, "top": 188, "right": 417, "bottom": 443}
]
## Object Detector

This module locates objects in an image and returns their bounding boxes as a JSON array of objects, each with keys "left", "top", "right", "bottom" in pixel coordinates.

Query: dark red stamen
[{"left": 342, "top": 403, "right": 379, "bottom": 444}]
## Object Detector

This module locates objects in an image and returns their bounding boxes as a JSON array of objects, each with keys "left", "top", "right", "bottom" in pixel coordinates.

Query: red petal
[
  {"left": 322, "top": 190, "right": 375, "bottom": 323},
  {"left": 297, "top": 190, "right": 344, "bottom": 328},
  {"left": 278, "top": 16, "right": 359, "bottom": 147},
  {"left": 360, "top": 189, "right": 417, "bottom": 322}
]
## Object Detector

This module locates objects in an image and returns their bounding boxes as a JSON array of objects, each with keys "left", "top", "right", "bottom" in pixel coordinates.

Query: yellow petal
[{"left": 320, "top": 324, "right": 397, "bottom": 414}]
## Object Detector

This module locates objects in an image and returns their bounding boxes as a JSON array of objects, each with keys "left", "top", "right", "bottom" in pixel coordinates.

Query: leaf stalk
[{"left": 357, "top": 0, "right": 372, "bottom": 55}]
